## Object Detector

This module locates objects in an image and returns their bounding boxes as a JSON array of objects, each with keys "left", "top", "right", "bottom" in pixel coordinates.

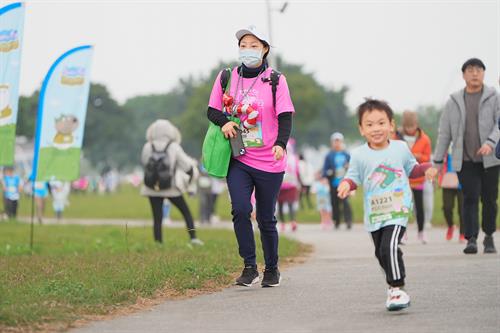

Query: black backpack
[
  {"left": 144, "top": 142, "right": 173, "bottom": 190},
  {"left": 220, "top": 67, "right": 281, "bottom": 108},
  {"left": 496, "top": 118, "right": 500, "bottom": 159}
]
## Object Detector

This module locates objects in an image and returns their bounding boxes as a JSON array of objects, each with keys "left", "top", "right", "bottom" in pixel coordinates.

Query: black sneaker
[
  {"left": 235, "top": 266, "right": 259, "bottom": 287},
  {"left": 463, "top": 237, "right": 478, "bottom": 254},
  {"left": 483, "top": 235, "right": 497, "bottom": 254},
  {"left": 261, "top": 267, "right": 281, "bottom": 287}
]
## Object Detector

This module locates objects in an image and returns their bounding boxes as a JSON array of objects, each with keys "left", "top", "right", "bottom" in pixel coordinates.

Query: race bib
[
  {"left": 368, "top": 190, "right": 410, "bottom": 224},
  {"left": 241, "top": 122, "right": 264, "bottom": 148}
]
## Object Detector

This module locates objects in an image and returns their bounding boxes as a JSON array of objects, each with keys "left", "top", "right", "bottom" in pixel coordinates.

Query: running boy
[
  {"left": 337, "top": 99, "right": 437, "bottom": 311},
  {"left": 1, "top": 167, "right": 22, "bottom": 220}
]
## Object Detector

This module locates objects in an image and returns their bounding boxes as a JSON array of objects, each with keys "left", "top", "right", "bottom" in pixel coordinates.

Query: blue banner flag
[
  {"left": 31, "top": 45, "right": 93, "bottom": 181},
  {"left": 0, "top": 2, "right": 25, "bottom": 166}
]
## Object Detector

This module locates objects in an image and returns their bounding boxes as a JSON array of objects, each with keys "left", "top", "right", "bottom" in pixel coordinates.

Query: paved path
[{"left": 73, "top": 224, "right": 499, "bottom": 333}]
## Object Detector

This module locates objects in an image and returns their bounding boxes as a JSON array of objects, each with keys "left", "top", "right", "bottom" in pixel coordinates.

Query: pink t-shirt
[{"left": 208, "top": 67, "right": 295, "bottom": 173}]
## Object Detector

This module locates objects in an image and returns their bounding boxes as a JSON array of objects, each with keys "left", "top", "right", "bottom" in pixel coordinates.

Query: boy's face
[{"left": 359, "top": 109, "right": 392, "bottom": 148}]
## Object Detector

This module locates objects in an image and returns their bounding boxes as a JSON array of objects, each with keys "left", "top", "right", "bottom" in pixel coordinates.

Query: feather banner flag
[
  {"left": 0, "top": 2, "right": 25, "bottom": 166},
  {"left": 31, "top": 45, "right": 93, "bottom": 181}
]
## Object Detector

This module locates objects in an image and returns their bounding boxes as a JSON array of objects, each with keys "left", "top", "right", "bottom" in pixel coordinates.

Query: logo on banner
[
  {"left": 0, "top": 84, "right": 12, "bottom": 126},
  {"left": 0, "top": 29, "right": 19, "bottom": 52},
  {"left": 61, "top": 66, "right": 85, "bottom": 85},
  {"left": 52, "top": 114, "right": 79, "bottom": 150}
]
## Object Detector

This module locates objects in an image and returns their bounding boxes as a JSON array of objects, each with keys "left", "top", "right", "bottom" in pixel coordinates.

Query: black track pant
[
  {"left": 148, "top": 196, "right": 196, "bottom": 243},
  {"left": 371, "top": 225, "right": 406, "bottom": 287}
]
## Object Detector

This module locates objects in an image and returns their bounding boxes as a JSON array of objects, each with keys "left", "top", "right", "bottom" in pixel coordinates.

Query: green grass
[
  {"left": 0, "top": 222, "right": 304, "bottom": 330},
  {"left": 2, "top": 184, "right": 485, "bottom": 226},
  {"left": 37, "top": 147, "right": 81, "bottom": 181}
]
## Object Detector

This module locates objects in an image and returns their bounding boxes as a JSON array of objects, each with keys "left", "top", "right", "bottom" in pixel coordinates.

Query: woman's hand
[
  {"left": 337, "top": 181, "right": 351, "bottom": 199},
  {"left": 272, "top": 145, "right": 284, "bottom": 160},
  {"left": 221, "top": 121, "right": 239, "bottom": 139}
]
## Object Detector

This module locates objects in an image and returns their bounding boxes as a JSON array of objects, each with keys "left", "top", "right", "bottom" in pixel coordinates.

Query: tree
[
  {"left": 17, "top": 91, "right": 39, "bottom": 138},
  {"left": 83, "top": 84, "right": 135, "bottom": 170}
]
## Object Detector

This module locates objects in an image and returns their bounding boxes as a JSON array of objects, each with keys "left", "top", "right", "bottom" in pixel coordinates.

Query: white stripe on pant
[{"left": 393, "top": 226, "right": 401, "bottom": 280}]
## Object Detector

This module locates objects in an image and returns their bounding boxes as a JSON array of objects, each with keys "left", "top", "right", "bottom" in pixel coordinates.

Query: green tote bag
[
  {"left": 202, "top": 116, "right": 239, "bottom": 178},
  {"left": 202, "top": 68, "right": 237, "bottom": 178}
]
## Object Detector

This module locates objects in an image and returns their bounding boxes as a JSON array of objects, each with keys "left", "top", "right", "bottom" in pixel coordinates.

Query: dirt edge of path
[{"left": 2, "top": 242, "right": 314, "bottom": 333}]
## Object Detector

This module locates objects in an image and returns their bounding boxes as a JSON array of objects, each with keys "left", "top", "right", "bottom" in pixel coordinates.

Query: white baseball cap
[
  {"left": 330, "top": 132, "right": 344, "bottom": 141},
  {"left": 235, "top": 25, "right": 270, "bottom": 46}
]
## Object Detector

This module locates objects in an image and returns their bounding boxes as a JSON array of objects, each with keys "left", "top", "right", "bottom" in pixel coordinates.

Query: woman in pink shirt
[{"left": 206, "top": 25, "right": 295, "bottom": 288}]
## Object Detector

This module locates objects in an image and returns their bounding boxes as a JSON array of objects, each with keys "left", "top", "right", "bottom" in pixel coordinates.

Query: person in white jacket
[{"left": 140, "top": 119, "right": 202, "bottom": 246}]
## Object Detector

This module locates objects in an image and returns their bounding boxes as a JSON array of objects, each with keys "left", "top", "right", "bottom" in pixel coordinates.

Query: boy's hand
[
  {"left": 425, "top": 167, "right": 438, "bottom": 182},
  {"left": 337, "top": 181, "right": 351, "bottom": 199}
]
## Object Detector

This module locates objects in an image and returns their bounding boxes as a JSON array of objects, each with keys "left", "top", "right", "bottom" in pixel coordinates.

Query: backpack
[
  {"left": 144, "top": 141, "right": 174, "bottom": 190},
  {"left": 220, "top": 67, "right": 281, "bottom": 108},
  {"left": 496, "top": 118, "right": 500, "bottom": 159}
]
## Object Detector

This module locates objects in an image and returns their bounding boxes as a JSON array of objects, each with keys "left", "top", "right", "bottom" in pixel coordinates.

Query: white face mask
[{"left": 238, "top": 49, "right": 263, "bottom": 68}]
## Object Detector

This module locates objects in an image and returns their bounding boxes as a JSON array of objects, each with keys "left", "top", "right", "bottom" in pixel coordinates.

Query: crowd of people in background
[
  {"left": 1, "top": 57, "right": 498, "bottom": 260},
  {"left": 0, "top": 168, "right": 69, "bottom": 224},
  {"left": 0, "top": 167, "right": 128, "bottom": 223}
]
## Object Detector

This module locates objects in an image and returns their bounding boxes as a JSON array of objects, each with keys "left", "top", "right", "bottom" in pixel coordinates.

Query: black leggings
[
  {"left": 148, "top": 196, "right": 196, "bottom": 243},
  {"left": 3, "top": 198, "right": 18, "bottom": 219},
  {"left": 329, "top": 185, "right": 352, "bottom": 227},
  {"left": 278, "top": 201, "right": 296, "bottom": 222},
  {"left": 442, "top": 188, "right": 464, "bottom": 233},
  {"left": 300, "top": 186, "right": 313, "bottom": 209},
  {"left": 412, "top": 189, "right": 425, "bottom": 232}
]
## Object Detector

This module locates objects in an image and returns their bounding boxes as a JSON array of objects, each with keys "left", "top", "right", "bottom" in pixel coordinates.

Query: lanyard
[{"left": 232, "top": 66, "right": 264, "bottom": 113}]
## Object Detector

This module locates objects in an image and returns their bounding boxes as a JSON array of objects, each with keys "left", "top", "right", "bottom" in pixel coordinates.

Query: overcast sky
[{"left": 8, "top": 0, "right": 500, "bottom": 111}]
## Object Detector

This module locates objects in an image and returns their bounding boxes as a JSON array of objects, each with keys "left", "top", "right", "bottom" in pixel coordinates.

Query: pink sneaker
[
  {"left": 459, "top": 234, "right": 466, "bottom": 243},
  {"left": 446, "top": 226, "right": 454, "bottom": 241},
  {"left": 280, "top": 222, "right": 286, "bottom": 232},
  {"left": 291, "top": 221, "right": 298, "bottom": 232}
]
